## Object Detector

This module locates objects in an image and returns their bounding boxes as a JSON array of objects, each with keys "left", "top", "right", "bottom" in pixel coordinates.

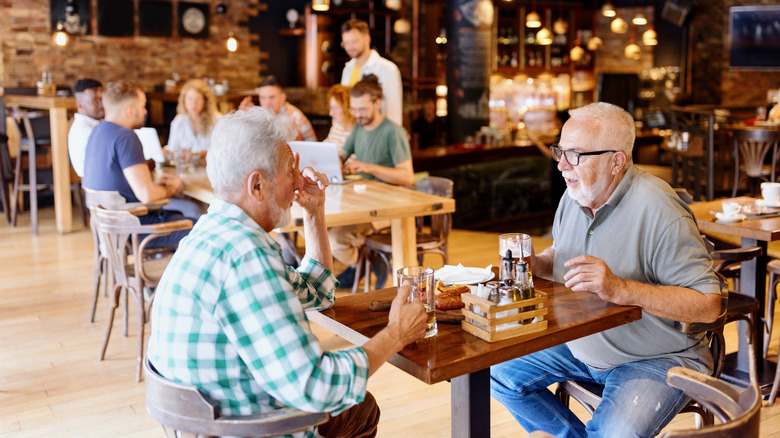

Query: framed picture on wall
[
  {"left": 177, "top": 2, "right": 209, "bottom": 39},
  {"left": 139, "top": 0, "right": 173, "bottom": 37},
  {"left": 49, "top": 0, "right": 91, "bottom": 35},
  {"left": 97, "top": 0, "right": 134, "bottom": 37}
]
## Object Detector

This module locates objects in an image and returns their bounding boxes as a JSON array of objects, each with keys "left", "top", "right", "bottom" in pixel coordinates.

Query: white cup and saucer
[
  {"left": 761, "top": 182, "right": 780, "bottom": 208},
  {"left": 715, "top": 201, "right": 746, "bottom": 223}
]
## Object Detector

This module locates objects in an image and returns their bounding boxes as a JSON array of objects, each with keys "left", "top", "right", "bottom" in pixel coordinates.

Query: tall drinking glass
[
  {"left": 397, "top": 266, "right": 437, "bottom": 338},
  {"left": 499, "top": 233, "right": 533, "bottom": 275}
]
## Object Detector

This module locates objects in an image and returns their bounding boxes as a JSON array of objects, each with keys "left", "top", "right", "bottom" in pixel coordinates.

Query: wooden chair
[
  {"left": 0, "top": 132, "right": 12, "bottom": 223},
  {"left": 7, "top": 107, "right": 87, "bottom": 233},
  {"left": 94, "top": 206, "right": 191, "bottom": 382},
  {"left": 763, "top": 260, "right": 780, "bottom": 358},
  {"left": 555, "top": 274, "right": 729, "bottom": 428},
  {"left": 731, "top": 127, "right": 780, "bottom": 197},
  {"left": 661, "top": 367, "right": 761, "bottom": 438},
  {"left": 355, "top": 177, "right": 454, "bottom": 293},
  {"left": 144, "top": 357, "right": 329, "bottom": 438}
]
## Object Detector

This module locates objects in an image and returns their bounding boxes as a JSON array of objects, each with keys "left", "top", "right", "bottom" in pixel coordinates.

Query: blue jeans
[
  {"left": 138, "top": 209, "right": 196, "bottom": 249},
  {"left": 490, "top": 344, "right": 690, "bottom": 438}
]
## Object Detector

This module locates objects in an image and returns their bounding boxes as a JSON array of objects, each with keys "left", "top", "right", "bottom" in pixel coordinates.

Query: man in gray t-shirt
[{"left": 491, "top": 102, "right": 721, "bottom": 438}]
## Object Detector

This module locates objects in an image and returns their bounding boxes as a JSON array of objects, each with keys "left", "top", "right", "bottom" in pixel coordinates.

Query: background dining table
[
  {"left": 306, "top": 278, "right": 642, "bottom": 438},
  {"left": 169, "top": 168, "right": 456, "bottom": 278},
  {"left": 3, "top": 94, "right": 76, "bottom": 233},
  {"left": 689, "top": 196, "right": 780, "bottom": 392}
]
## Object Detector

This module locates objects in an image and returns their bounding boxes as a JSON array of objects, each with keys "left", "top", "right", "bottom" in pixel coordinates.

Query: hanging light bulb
[
  {"left": 52, "top": 21, "right": 68, "bottom": 47},
  {"left": 601, "top": 1, "right": 616, "bottom": 17},
  {"left": 611, "top": 17, "right": 628, "bottom": 34},
  {"left": 312, "top": 0, "right": 330, "bottom": 12},
  {"left": 586, "top": 35, "right": 603, "bottom": 50},
  {"left": 385, "top": 0, "right": 402, "bottom": 10},
  {"left": 393, "top": 18, "right": 411, "bottom": 34},
  {"left": 643, "top": 28, "right": 657, "bottom": 46},
  {"left": 435, "top": 28, "right": 447, "bottom": 44},
  {"left": 570, "top": 45, "right": 585, "bottom": 61},
  {"left": 226, "top": 32, "right": 238, "bottom": 52},
  {"left": 553, "top": 17, "right": 568, "bottom": 35},
  {"left": 526, "top": 10, "right": 542, "bottom": 28},
  {"left": 632, "top": 12, "right": 647, "bottom": 26},
  {"left": 625, "top": 43, "right": 641, "bottom": 59},
  {"left": 537, "top": 28, "right": 552, "bottom": 45}
]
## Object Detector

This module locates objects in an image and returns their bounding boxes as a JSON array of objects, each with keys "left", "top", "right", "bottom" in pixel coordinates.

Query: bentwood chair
[
  {"left": 0, "top": 132, "right": 12, "bottom": 223},
  {"left": 145, "top": 357, "right": 329, "bottom": 437},
  {"left": 355, "top": 177, "right": 454, "bottom": 293},
  {"left": 555, "top": 273, "right": 729, "bottom": 428},
  {"left": 731, "top": 127, "right": 780, "bottom": 197},
  {"left": 94, "top": 206, "right": 191, "bottom": 381}
]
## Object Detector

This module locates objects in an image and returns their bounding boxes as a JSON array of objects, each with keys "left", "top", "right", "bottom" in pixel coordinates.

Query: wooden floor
[{"left": 3, "top": 207, "right": 780, "bottom": 437}]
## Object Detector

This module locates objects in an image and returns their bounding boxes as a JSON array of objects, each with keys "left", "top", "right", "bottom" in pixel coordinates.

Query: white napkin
[{"left": 435, "top": 263, "right": 494, "bottom": 285}]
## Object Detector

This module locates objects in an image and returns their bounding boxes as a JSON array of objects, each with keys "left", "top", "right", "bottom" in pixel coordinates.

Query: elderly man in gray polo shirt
[{"left": 490, "top": 102, "right": 722, "bottom": 438}]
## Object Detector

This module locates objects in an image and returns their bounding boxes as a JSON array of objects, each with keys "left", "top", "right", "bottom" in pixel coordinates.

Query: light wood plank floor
[{"left": 2, "top": 208, "right": 780, "bottom": 437}]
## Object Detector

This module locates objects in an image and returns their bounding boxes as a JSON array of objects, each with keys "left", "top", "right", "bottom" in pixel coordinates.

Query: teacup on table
[
  {"left": 761, "top": 182, "right": 780, "bottom": 207},
  {"left": 722, "top": 201, "right": 741, "bottom": 217}
]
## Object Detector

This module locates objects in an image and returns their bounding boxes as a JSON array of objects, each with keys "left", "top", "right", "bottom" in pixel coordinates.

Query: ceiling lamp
[
  {"left": 226, "top": 32, "right": 238, "bottom": 52},
  {"left": 394, "top": 18, "right": 411, "bottom": 34},
  {"left": 602, "top": 1, "right": 616, "bottom": 17},
  {"left": 643, "top": 28, "right": 657, "bottom": 45},
  {"left": 570, "top": 45, "right": 585, "bottom": 61},
  {"left": 553, "top": 17, "right": 568, "bottom": 35},
  {"left": 526, "top": 10, "right": 542, "bottom": 28},
  {"left": 52, "top": 21, "right": 68, "bottom": 46},
  {"left": 632, "top": 12, "right": 647, "bottom": 25},
  {"left": 586, "top": 36, "right": 603, "bottom": 50},
  {"left": 625, "top": 24, "right": 640, "bottom": 59},
  {"left": 385, "top": 0, "right": 402, "bottom": 10},
  {"left": 611, "top": 16, "right": 628, "bottom": 34},
  {"left": 312, "top": 0, "right": 330, "bottom": 12},
  {"left": 537, "top": 27, "right": 553, "bottom": 45}
]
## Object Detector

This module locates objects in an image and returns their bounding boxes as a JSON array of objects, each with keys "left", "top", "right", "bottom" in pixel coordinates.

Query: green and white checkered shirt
[{"left": 147, "top": 199, "right": 369, "bottom": 437}]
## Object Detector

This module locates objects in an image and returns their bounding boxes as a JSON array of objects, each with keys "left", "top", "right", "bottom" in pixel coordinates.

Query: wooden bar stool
[{"left": 731, "top": 127, "right": 780, "bottom": 197}]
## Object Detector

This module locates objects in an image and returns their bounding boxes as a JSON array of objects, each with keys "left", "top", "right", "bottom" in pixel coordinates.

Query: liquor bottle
[{"left": 496, "top": 250, "right": 520, "bottom": 330}]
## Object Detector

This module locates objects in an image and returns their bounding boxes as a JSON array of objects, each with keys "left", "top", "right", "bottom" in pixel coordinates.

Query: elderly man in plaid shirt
[{"left": 146, "top": 107, "right": 427, "bottom": 437}]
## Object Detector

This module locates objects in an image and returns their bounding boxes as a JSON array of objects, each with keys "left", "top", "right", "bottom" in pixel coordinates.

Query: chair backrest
[
  {"left": 93, "top": 207, "right": 143, "bottom": 291},
  {"left": 144, "top": 357, "right": 329, "bottom": 438},
  {"left": 733, "top": 128, "right": 780, "bottom": 178},
  {"left": 83, "top": 187, "right": 128, "bottom": 210},
  {"left": 414, "top": 176, "right": 454, "bottom": 239},
  {"left": 7, "top": 107, "right": 50, "bottom": 145},
  {"left": 660, "top": 367, "right": 761, "bottom": 438}
]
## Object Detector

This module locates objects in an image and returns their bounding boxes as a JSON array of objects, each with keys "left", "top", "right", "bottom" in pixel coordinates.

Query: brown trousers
[{"left": 317, "top": 391, "right": 380, "bottom": 438}]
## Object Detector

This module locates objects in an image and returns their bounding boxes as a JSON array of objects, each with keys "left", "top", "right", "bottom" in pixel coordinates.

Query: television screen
[{"left": 730, "top": 6, "right": 780, "bottom": 70}]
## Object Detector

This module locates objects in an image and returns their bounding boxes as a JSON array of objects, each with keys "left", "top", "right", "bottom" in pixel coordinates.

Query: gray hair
[
  {"left": 206, "top": 107, "right": 296, "bottom": 197},
  {"left": 569, "top": 102, "right": 636, "bottom": 165}
]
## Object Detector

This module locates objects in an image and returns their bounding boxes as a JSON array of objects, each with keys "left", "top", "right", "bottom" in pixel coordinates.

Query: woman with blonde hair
[
  {"left": 323, "top": 84, "right": 355, "bottom": 158},
  {"left": 165, "top": 79, "right": 221, "bottom": 159}
]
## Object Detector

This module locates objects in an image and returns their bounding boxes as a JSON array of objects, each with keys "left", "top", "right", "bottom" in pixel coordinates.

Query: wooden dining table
[
  {"left": 172, "top": 168, "right": 456, "bottom": 277},
  {"left": 688, "top": 196, "right": 780, "bottom": 390},
  {"left": 306, "top": 278, "right": 642, "bottom": 438},
  {"left": 3, "top": 94, "right": 76, "bottom": 233}
]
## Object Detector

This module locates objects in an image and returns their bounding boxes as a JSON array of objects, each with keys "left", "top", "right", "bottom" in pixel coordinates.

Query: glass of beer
[
  {"left": 499, "top": 233, "right": 533, "bottom": 272},
  {"left": 397, "top": 266, "right": 437, "bottom": 338}
]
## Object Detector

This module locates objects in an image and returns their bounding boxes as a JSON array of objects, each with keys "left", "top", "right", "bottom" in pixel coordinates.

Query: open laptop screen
[{"left": 289, "top": 141, "right": 345, "bottom": 184}]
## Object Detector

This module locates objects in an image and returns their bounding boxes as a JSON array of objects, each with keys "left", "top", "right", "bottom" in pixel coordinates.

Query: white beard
[
  {"left": 563, "top": 168, "right": 610, "bottom": 208},
  {"left": 270, "top": 197, "right": 292, "bottom": 229}
]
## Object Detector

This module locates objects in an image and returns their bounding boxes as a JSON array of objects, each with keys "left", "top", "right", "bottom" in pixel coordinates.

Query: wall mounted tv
[{"left": 730, "top": 6, "right": 780, "bottom": 70}]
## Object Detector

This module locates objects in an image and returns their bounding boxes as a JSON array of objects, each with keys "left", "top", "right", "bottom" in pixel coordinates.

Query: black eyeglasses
[{"left": 550, "top": 145, "right": 620, "bottom": 166}]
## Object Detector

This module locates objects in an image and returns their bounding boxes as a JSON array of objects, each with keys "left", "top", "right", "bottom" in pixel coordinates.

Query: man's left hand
[
  {"left": 344, "top": 156, "right": 368, "bottom": 175},
  {"left": 563, "top": 255, "right": 627, "bottom": 304}
]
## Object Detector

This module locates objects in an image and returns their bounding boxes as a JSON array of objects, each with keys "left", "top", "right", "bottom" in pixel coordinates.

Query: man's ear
[
  {"left": 247, "top": 170, "right": 266, "bottom": 201},
  {"left": 612, "top": 151, "right": 628, "bottom": 174}
]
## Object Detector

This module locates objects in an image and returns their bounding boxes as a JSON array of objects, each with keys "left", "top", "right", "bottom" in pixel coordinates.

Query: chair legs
[
  {"left": 766, "top": 270, "right": 780, "bottom": 358},
  {"left": 99, "top": 284, "right": 122, "bottom": 361}
]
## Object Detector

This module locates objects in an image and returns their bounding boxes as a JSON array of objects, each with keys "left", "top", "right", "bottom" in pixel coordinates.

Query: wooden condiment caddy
[{"left": 460, "top": 291, "right": 548, "bottom": 342}]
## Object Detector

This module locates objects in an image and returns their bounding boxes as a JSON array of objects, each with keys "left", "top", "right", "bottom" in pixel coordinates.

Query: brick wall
[
  {"left": 0, "top": 0, "right": 268, "bottom": 93},
  {"left": 690, "top": 0, "right": 780, "bottom": 107}
]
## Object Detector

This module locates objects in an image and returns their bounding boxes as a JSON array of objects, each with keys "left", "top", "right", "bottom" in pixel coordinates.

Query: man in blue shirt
[{"left": 82, "top": 80, "right": 194, "bottom": 248}]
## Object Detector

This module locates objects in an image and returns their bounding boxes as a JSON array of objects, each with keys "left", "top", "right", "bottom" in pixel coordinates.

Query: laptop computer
[
  {"left": 134, "top": 127, "right": 166, "bottom": 163},
  {"left": 289, "top": 141, "right": 347, "bottom": 184}
]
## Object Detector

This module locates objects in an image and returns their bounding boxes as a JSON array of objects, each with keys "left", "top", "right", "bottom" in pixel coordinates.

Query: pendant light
[
  {"left": 611, "top": 16, "right": 628, "bottom": 34},
  {"left": 586, "top": 0, "right": 603, "bottom": 51},
  {"left": 312, "top": 0, "right": 330, "bottom": 12},
  {"left": 385, "top": 0, "right": 402, "bottom": 11},
  {"left": 226, "top": 32, "right": 238, "bottom": 52},
  {"left": 553, "top": 16, "right": 568, "bottom": 35},
  {"left": 602, "top": 1, "right": 616, "bottom": 17},
  {"left": 526, "top": 1, "right": 541, "bottom": 28},
  {"left": 624, "top": 24, "right": 640, "bottom": 59},
  {"left": 632, "top": 12, "right": 647, "bottom": 25},
  {"left": 52, "top": 21, "right": 68, "bottom": 46}
]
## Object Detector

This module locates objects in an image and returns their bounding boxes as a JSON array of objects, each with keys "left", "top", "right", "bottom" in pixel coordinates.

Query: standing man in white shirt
[
  {"left": 340, "top": 19, "right": 403, "bottom": 127},
  {"left": 68, "top": 78, "right": 104, "bottom": 177}
]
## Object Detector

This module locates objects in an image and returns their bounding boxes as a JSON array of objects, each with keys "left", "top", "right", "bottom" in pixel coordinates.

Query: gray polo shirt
[{"left": 552, "top": 166, "right": 721, "bottom": 373}]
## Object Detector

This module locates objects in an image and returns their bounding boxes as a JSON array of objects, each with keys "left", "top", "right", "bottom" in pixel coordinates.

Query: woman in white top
[
  {"left": 323, "top": 84, "right": 355, "bottom": 159},
  {"left": 165, "top": 79, "right": 221, "bottom": 160}
]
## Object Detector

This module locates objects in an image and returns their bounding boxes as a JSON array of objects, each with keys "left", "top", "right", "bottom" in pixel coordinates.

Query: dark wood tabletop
[
  {"left": 307, "top": 278, "right": 642, "bottom": 385},
  {"left": 688, "top": 197, "right": 780, "bottom": 242}
]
